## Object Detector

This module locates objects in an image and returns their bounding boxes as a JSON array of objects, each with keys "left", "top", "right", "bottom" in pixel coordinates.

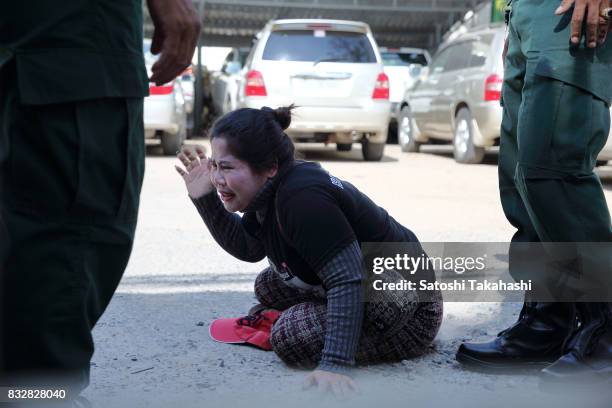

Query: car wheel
[
  {"left": 398, "top": 105, "right": 421, "bottom": 153},
  {"left": 185, "top": 113, "right": 194, "bottom": 139},
  {"left": 453, "top": 108, "right": 485, "bottom": 164},
  {"left": 362, "top": 140, "right": 385, "bottom": 161},
  {"left": 161, "top": 132, "right": 184, "bottom": 156},
  {"left": 386, "top": 121, "right": 398, "bottom": 144},
  {"left": 337, "top": 143, "right": 352, "bottom": 152}
]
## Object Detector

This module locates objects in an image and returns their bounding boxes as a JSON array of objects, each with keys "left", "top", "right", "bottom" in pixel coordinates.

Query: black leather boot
[
  {"left": 456, "top": 302, "right": 577, "bottom": 371},
  {"left": 541, "top": 302, "right": 612, "bottom": 384}
]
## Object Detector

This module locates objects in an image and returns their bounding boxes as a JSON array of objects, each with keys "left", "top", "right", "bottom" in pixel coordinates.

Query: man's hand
[
  {"left": 555, "top": 0, "right": 611, "bottom": 47},
  {"left": 303, "top": 370, "right": 358, "bottom": 399},
  {"left": 147, "top": 0, "right": 201, "bottom": 85}
]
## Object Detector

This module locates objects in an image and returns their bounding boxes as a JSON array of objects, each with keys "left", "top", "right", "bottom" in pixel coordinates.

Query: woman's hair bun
[{"left": 272, "top": 105, "right": 294, "bottom": 131}]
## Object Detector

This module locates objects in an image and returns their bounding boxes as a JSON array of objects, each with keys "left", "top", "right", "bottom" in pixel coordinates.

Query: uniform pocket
[
  {"left": 116, "top": 97, "right": 145, "bottom": 221},
  {"left": 72, "top": 97, "right": 144, "bottom": 225},
  {"left": 5, "top": 74, "right": 80, "bottom": 217},
  {"left": 548, "top": 81, "right": 595, "bottom": 170}
]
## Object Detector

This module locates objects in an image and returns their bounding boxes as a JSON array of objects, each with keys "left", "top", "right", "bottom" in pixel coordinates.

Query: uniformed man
[
  {"left": 0, "top": 0, "right": 200, "bottom": 397},
  {"left": 456, "top": 0, "right": 612, "bottom": 384}
]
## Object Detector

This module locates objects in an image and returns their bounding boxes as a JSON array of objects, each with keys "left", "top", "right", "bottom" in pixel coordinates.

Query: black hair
[{"left": 209, "top": 105, "right": 296, "bottom": 174}]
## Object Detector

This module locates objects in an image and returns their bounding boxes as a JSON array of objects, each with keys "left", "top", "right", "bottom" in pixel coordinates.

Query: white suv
[
  {"left": 143, "top": 39, "right": 187, "bottom": 155},
  {"left": 237, "top": 19, "right": 391, "bottom": 161}
]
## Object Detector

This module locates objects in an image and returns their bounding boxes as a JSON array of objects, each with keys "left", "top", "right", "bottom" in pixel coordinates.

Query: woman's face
[{"left": 210, "top": 137, "right": 277, "bottom": 212}]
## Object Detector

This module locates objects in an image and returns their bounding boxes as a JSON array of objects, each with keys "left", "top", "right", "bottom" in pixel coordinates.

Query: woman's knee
[
  {"left": 392, "top": 300, "right": 444, "bottom": 358},
  {"left": 356, "top": 298, "right": 443, "bottom": 364},
  {"left": 412, "top": 299, "right": 443, "bottom": 346},
  {"left": 363, "top": 271, "right": 420, "bottom": 337},
  {"left": 270, "top": 302, "right": 326, "bottom": 369},
  {"left": 254, "top": 267, "right": 278, "bottom": 306}
]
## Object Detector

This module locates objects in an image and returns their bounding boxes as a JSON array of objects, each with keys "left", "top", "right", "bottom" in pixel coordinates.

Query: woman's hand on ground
[
  {"left": 303, "top": 369, "right": 358, "bottom": 398},
  {"left": 175, "top": 145, "right": 215, "bottom": 199}
]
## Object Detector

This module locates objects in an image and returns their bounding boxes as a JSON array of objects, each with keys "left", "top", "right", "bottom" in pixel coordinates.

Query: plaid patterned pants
[{"left": 254, "top": 267, "right": 443, "bottom": 369}]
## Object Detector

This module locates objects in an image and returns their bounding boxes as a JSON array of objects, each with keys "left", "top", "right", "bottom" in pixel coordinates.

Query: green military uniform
[
  {"left": 500, "top": 0, "right": 612, "bottom": 253},
  {"left": 0, "top": 0, "right": 148, "bottom": 390},
  {"left": 457, "top": 0, "right": 612, "bottom": 379}
]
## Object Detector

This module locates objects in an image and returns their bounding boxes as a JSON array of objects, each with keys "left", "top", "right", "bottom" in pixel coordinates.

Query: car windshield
[
  {"left": 381, "top": 52, "right": 428, "bottom": 67},
  {"left": 262, "top": 30, "right": 376, "bottom": 63}
]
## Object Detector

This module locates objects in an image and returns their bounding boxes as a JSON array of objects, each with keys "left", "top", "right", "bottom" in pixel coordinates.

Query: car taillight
[
  {"left": 307, "top": 24, "right": 332, "bottom": 30},
  {"left": 484, "top": 74, "right": 503, "bottom": 101},
  {"left": 245, "top": 70, "right": 267, "bottom": 96},
  {"left": 149, "top": 83, "right": 174, "bottom": 95},
  {"left": 372, "top": 73, "right": 389, "bottom": 100}
]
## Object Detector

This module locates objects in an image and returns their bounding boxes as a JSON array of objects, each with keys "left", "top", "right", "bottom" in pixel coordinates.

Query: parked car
[
  {"left": 379, "top": 47, "right": 430, "bottom": 123},
  {"left": 180, "top": 66, "right": 195, "bottom": 136},
  {"left": 398, "top": 24, "right": 505, "bottom": 163},
  {"left": 211, "top": 47, "right": 250, "bottom": 116},
  {"left": 143, "top": 39, "right": 188, "bottom": 155},
  {"left": 237, "top": 19, "right": 391, "bottom": 161},
  {"left": 398, "top": 24, "right": 612, "bottom": 166}
]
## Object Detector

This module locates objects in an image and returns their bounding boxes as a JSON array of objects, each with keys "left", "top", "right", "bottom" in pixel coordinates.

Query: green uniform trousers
[
  {"left": 0, "top": 61, "right": 145, "bottom": 389},
  {"left": 501, "top": 0, "right": 612, "bottom": 293}
]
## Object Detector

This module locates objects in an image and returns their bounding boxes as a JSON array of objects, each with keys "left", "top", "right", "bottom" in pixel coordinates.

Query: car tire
[
  {"left": 453, "top": 108, "right": 485, "bottom": 164},
  {"left": 337, "top": 143, "right": 352, "bottom": 152},
  {"left": 398, "top": 105, "right": 421, "bottom": 153},
  {"left": 362, "top": 140, "right": 385, "bottom": 161},
  {"left": 185, "top": 113, "right": 194, "bottom": 139},
  {"left": 161, "top": 132, "right": 184, "bottom": 156},
  {"left": 387, "top": 121, "right": 398, "bottom": 144}
]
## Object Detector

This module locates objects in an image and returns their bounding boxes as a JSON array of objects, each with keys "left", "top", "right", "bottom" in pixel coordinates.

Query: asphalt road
[{"left": 84, "top": 140, "right": 612, "bottom": 408}]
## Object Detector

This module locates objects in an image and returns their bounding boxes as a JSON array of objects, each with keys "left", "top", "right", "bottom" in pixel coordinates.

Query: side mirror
[
  {"left": 418, "top": 66, "right": 429, "bottom": 78},
  {"left": 224, "top": 61, "right": 241, "bottom": 75}
]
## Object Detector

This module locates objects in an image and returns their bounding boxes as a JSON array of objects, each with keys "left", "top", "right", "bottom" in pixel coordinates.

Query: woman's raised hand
[{"left": 175, "top": 145, "right": 215, "bottom": 199}]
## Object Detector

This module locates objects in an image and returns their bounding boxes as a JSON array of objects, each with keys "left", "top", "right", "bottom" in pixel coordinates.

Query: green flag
[{"left": 491, "top": 0, "right": 506, "bottom": 23}]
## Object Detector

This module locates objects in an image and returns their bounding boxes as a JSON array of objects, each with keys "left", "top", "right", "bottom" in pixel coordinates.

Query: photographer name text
[{"left": 372, "top": 279, "right": 533, "bottom": 292}]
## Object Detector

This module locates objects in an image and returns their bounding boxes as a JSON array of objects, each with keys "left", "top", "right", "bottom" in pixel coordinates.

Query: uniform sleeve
[{"left": 191, "top": 190, "right": 266, "bottom": 262}]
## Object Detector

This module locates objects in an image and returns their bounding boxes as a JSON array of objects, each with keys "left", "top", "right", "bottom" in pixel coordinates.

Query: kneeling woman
[{"left": 176, "top": 106, "right": 443, "bottom": 392}]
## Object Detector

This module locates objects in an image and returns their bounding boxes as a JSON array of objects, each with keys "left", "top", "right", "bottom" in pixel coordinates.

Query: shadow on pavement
[
  {"left": 84, "top": 274, "right": 531, "bottom": 407},
  {"left": 296, "top": 145, "right": 398, "bottom": 163},
  {"left": 417, "top": 145, "right": 499, "bottom": 166}
]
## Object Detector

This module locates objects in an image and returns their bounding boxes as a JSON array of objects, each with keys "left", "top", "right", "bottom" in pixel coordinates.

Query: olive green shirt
[
  {"left": 510, "top": 0, "right": 612, "bottom": 105},
  {"left": 0, "top": 0, "right": 149, "bottom": 104}
]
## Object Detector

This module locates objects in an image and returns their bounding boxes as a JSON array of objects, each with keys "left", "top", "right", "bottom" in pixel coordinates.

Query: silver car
[
  {"left": 143, "top": 39, "right": 187, "bottom": 155},
  {"left": 398, "top": 25, "right": 505, "bottom": 164},
  {"left": 379, "top": 47, "right": 431, "bottom": 123},
  {"left": 237, "top": 19, "right": 391, "bottom": 161},
  {"left": 211, "top": 47, "right": 250, "bottom": 116}
]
